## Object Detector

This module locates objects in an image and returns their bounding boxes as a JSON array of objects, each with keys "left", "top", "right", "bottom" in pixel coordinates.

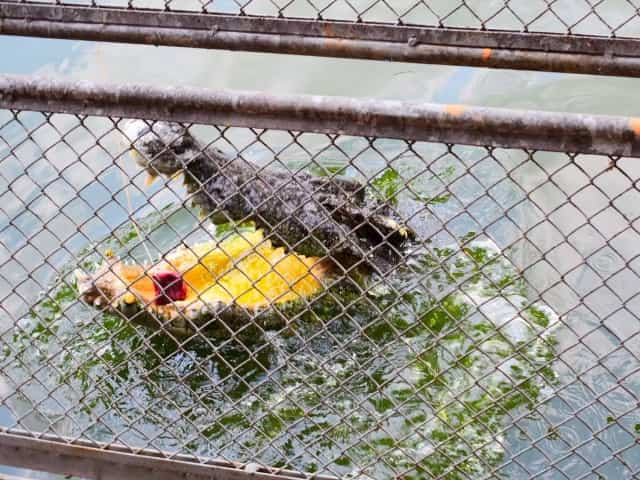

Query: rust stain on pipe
[
  {"left": 322, "top": 23, "right": 335, "bottom": 38},
  {"left": 482, "top": 48, "right": 493, "bottom": 61},
  {"left": 629, "top": 118, "right": 640, "bottom": 135},
  {"left": 444, "top": 104, "right": 466, "bottom": 117}
]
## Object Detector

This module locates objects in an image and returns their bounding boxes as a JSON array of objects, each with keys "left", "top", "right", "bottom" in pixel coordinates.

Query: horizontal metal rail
[
  {"left": 1, "top": 74, "right": 640, "bottom": 158},
  {"left": 0, "top": 429, "right": 331, "bottom": 480},
  {"left": 2, "top": 2, "right": 640, "bottom": 78}
]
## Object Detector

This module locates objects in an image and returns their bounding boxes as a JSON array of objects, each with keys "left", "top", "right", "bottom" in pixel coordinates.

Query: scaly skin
[{"left": 123, "top": 121, "right": 414, "bottom": 271}]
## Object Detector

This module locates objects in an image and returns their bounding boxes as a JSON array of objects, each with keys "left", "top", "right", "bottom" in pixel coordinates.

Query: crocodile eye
[{"left": 152, "top": 271, "right": 187, "bottom": 305}]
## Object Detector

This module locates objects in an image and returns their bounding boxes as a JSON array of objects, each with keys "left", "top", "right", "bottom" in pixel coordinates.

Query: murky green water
[{"left": 2, "top": 2, "right": 640, "bottom": 478}]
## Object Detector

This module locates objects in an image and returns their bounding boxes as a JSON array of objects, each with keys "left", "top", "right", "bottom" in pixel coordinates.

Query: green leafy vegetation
[
  {"left": 372, "top": 168, "right": 402, "bottom": 203},
  {"left": 372, "top": 167, "right": 453, "bottom": 207}
]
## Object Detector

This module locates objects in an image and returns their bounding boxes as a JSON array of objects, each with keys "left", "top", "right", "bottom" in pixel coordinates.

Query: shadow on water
[{"left": 1, "top": 157, "right": 560, "bottom": 478}]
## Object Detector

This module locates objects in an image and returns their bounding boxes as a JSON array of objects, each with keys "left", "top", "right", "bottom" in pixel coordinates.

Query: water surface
[{"left": 1, "top": 5, "right": 640, "bottom": 478}]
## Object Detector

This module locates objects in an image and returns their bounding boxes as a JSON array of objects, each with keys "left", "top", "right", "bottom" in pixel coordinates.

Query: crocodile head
[{"left": 121, "top": 119, "right": 199, "bottom": 179}]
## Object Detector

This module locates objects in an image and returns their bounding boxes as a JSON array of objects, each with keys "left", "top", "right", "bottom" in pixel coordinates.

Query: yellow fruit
[{"left": 114, "top": 230, "right": 326, "bottom": 309}]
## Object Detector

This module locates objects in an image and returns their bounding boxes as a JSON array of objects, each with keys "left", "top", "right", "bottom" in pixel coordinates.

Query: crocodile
[{"left": 122, "top": 120, "right": 414, "bottom": 272}]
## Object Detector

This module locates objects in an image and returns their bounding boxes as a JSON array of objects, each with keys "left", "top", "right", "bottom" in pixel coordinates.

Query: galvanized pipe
[
  {"left": 0, "top": 429, "right": 331, "bottom": 480},
  {"left": 1, "top": 74, "right": 640, "bottom": 158},
  {"left": 2, "top": 2, "right": 640, "bottom": 77}
]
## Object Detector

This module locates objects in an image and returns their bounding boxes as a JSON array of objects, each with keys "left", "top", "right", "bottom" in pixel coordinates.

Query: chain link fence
[
  {"left": 0, "top": 77, "right": 639, "bottom": 479},
  {"left": 6, "top": 0, "right": 640, "bottom": 35}
]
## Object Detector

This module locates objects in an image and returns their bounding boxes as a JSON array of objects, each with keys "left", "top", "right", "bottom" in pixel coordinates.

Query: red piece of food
[{"left": 152, "top": 271, "right": 187, "bottom": 306}]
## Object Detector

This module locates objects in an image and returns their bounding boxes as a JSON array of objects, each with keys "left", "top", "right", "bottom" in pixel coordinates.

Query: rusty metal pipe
[
  {"left": 3, "top": 17, "right": 640, "bottom": 77},
  {"left": 1, "top": 74, "right": 640, "bottom": 157},
  {"left": 2, "top": 3, "right": 640, "bottom": 77}
]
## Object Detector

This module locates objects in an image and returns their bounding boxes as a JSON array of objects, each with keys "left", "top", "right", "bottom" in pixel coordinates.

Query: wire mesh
[
  {"left": 0, "top": 106, "right": 639, "bottom": 480},
  {"left": 9, "top": 0, "right": 640, "bottom": 37}
]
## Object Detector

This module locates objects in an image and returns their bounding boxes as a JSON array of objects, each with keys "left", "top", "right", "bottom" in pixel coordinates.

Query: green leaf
[
  {"left": 373, "top": 168, "right": 453, "bottom": 206},
  {"left": 525, "top": 306, "right": 551, "bottom": 328},
  {"left": 372, "top": 168, "right": 401, "bottom": 204},
  {"left": 416, "top": 193, "right": 452, "bottom": 205},
  {"left": 308, "top": 163, "right": 348, "bottom": 177}
]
